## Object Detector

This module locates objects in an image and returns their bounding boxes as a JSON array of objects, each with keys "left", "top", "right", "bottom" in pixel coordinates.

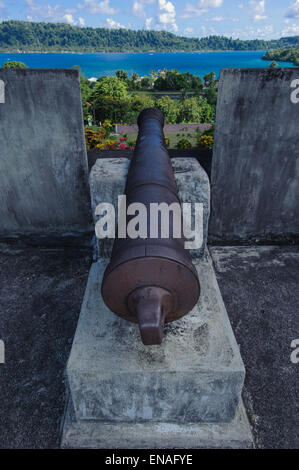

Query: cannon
[{"left": 101, "top": 108, "right": 200, "bottom": 345}]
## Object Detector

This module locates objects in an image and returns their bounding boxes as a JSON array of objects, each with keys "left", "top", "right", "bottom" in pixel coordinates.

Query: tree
[
  {"left": 156, "top": 96, "right": 178, "bottom": 124},
  {"left": 90, "top": 77, "right": 129, "bottom": 123},
  {"left": 92, "top": 76, "right": 128, "bottom": 100},
  {"left": 140, "top": 76, "right": 152, "bottom": 89},
  {"left": 80, "top": 77, "right": 93, "bottom": 122},
  {"left": 129, "top": 79, "right": 142, "bottom": 90},
  {"left": 197, "top": 96, "right": 215, "bottom": 122},
  {"left": 154, "top": 69, "right": 203, "bottom": 92},
  {"left": 191, "top": 75, "right": 203, "bottom": 91},
  {"left": 154, "top": 69, "right": 188, "bottom": 91},
  {"left": 124, "top": 93, "right": 155, "bottom": 123},
  {"left": 2, "top": 61, "right": 28, "bottom": 68},
  {"left": 72, "top": 64, "right": 82, "bottom": 72},
  {"left": 269, "top": 61, "right": 278, "bottom": 69},
  {"left": 92, "top": 95, "right": 130, "bottom": 123},
  {"left": 116, "top": 69, "right": 129, "bottom": 82},
  {"left": 178, "top": 96, "right": 214, "bottom": 123},
  {"left": 203, "top": 88, "right": 218, "bottom": 106},
  {"left": 129, "top": 93, "right": 155, "bottom": 112},
  {"left": 150, "top": 70, "right": 157, "bottom": 79},
  {"left": 203, "top": 72, "right": 216, "bottom": 88},
  {"left": 178, "top": 97, "right": 202, "bottom": 123}
]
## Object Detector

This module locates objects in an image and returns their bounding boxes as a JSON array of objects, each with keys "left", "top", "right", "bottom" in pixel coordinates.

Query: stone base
[
  {"left": 66, "top": 251, "right": 245, "bottom": 424},
  {"left": 61, "top": 397, "right": 253, "bottom": 449},
  {"left": 61, "top": 249, "right": 253, "bottom": 448}
]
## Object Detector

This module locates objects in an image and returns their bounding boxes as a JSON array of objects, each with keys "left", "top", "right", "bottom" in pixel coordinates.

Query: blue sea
[{"left": 0, "top": 51, "right": 295, "bottom": 79}]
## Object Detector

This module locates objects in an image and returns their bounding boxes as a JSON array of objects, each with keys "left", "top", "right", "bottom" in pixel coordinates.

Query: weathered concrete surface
[
  {"left": 89, "top": 158, "right": 129, "bottom": 258},
  {"left": 90, "top": 157, "right": 210, "bottom": 259},
  {"left": 66, "top": 251, "right": 245, "bottom": 425},
  {"left": 210, "top": 68, "right": 299, "bottom": 243},
  {"left": 0, "top": 244, "right": 91, "bottom": 448},
  {"left": 0, "top": 69, "right": 92, "bottom": 236},
  {"left": 210, "top": 246, "right": 299, "bottom": 449},
  {"left": 62, "top": 397, "right": 253, "bottom": 449},
  {"left": 172, "top": 158, "right": 210, "bottom": 259}
]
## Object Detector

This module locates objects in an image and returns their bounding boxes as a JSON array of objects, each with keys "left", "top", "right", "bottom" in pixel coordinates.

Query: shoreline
[{"left": 0, "top": 49, "right": 268, "bottom": 54}]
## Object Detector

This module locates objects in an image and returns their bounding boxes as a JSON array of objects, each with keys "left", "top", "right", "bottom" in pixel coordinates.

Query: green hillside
[
  {"left": 0, "top": 20, "right": 299, "bottom": 53},
  {"left": 262, "top": 48, "right": 299, "bottom": 66}
]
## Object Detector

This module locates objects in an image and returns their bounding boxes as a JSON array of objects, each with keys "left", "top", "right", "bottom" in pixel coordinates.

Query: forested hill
[
  {"left": 0, "top": 20, "right": 299, "bottom": 53},
  {"left": 262, "top": 48, "right": 299, "bottom": 66}
]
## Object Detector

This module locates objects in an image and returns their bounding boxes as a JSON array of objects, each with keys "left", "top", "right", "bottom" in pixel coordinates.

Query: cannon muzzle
[{"left": 101, "top": 108, "right": 200, "bottom": 345}]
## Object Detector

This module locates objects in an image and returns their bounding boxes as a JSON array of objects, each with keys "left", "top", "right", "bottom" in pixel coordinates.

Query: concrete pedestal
[{"left": 61, "top": 251, "right": 253, "bottom": 448}]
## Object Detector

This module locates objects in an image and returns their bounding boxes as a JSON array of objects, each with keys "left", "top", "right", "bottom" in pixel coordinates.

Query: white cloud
[
  {"left": 63, "top": 14, "right": 76, "bottom": 24},
  {"left": 249, "top": 0, "right": 267, "bottom": 21},
  {"left": 158, "top": 0, "right": 178, "bottom": 32},
  {"left": 182, "top": 4, "right": 207, "bottom": 17},
  {"left": 145, "top": 17, "right": 153, "bottom": 29},
  {"left": 206, "top": 16, "right": 225, "bottom": 21},
  {"left": 25, "top": 0, "right": 78, "bottom": 23},
  {"left": 106, "top": 17, "right": 126, "bottom": 28},
  {"left": 282, "top": 23, "right": 299, "bottom": 36},
  {"left": 182, "top": 0, "right": 223, "bottom": 19},
  {"left": 285, "top": 0, "right": 299, "bottom": 19},
  {"left": 199, "top": 0, "right": 222, "bottom": 6},
  {"left": 184, "top": 26, "right": 194, "bottom": 34},
  {"left": 25, "top": 0, "right": 89, "bottom": 26},
  {"left": 78, "top": 0, "right": 118, "bottom": 15},
  {"left": 0, "top": 1, "right": 5, "bottom": 9},
  {"left": 133, "top": 0, "right": 154, "bottom": 18},
  {"left": 229, "top": 23, "right": 276, "bottom": 39}
]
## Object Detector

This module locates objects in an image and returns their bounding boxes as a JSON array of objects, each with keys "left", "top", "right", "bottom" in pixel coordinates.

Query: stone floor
[
  {"left": 210, "top": 246, "right": 299, "bottom": 449},
  {"left": 0, "top": 244, "right": 91, "bottom": 448},
  {"left": 0, "top": 244, "right": 298, "bottom": 448}
]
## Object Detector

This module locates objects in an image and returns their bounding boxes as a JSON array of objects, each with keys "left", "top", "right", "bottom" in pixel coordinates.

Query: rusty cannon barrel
[{"left": 101, "top": 108, "right": 200, "bottom": 345}]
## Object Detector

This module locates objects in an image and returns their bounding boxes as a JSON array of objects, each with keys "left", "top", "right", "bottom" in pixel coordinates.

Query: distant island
[
  {"left": 262, "top": 48, "right": 299, "bottom": 66},
  {"left": 0, "top": 20, "right": 299, "bottom": 53}
]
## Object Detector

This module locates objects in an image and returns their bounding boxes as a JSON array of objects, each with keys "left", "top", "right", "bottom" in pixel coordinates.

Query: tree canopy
[
  {"left": 154, "top": 69, "right": 204, "bottom": 91},
  {"left": 262, "top": 48, "right": 299, "bottom": 66},
  {"left": 0, "top": 20, "right": 298, "bottom": 53},
  {"left": 2, "top": 60, "right": 28, "bottom": 68},
  {"left": 92, "top": 76, "right": 128, "bottom": 100}
]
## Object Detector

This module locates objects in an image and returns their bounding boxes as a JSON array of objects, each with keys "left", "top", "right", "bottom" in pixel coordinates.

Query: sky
[{"left": 0, "top": 0, "right": 299, "bottom": 40}]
